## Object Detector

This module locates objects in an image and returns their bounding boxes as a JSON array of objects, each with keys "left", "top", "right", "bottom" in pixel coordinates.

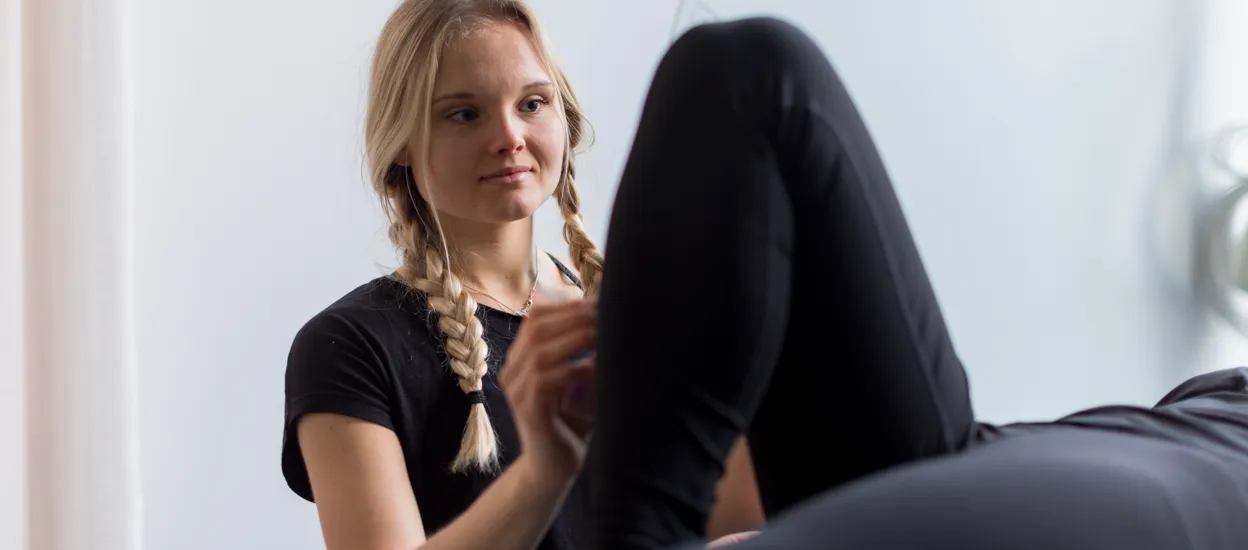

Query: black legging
[{"left": 588, "top": 16, "right": 1248, "bottom": 550}]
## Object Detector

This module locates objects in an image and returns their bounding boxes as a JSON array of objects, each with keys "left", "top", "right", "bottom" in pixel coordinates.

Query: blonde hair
[{"left": 364, "top": 0, "right": 603, "bottom": 473}]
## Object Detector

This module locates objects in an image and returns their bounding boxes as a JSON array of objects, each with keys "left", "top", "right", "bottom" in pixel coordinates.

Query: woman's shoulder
[
  {"left": 323, "top": 273, "right": 431, "bottom": 316},
  {"left": 298, "top": 274, "right": 435, "bottom": 338},
  {"left": 287, "top": 275, "right": 444, "bottom": 376}
]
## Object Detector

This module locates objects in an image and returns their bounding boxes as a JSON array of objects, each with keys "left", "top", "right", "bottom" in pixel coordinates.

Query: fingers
[
  {"left": 507, "top": 358, "right": 594, "bottom": 435},
  {"left": 502, "top": 299, "right": 596, "bottom": 387},
  {"left": 517, "top": 299, "right": 596, "bottom": 348},
  {"left": 501, "top": 323, "right": 593, "bottom": 388},
  {"left": 558, "top": 365, "right": 595, "bottom": 437},
  {"left": 501, "top": 298, "right": 598, "bottom": 448},
  {"left": 506, "top": 346, "right": 592, "bottom": 407},
  {"left": 529, "top": 323, "right": 595, "bottom": 370},
  {"left": 532, "top": 361, "right": 593, "bottom": 414}
]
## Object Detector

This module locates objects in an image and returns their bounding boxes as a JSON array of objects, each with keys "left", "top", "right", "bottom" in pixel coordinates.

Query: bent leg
[{"left": 591, "top": 17, "right": 978, "bottom": 550}]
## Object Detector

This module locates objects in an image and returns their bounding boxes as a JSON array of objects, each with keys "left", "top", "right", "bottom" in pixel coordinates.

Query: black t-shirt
[{"left": 282, "top": 271, "right": 588, "bottom": 550}]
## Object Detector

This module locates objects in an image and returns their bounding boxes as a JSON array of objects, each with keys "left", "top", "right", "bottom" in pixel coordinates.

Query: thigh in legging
[
  {"left": 712, "top": 427, "right": 1248, "bottom": 550},
  {"left": 590, "top": 16, "right": 977, "bottom": 549},
  {"left": 742, "top": 19, "right": 978, "bottom": 512}
]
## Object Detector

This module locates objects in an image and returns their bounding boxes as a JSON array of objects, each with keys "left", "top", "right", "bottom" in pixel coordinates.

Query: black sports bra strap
[{"left": 545, "top": 252, "right": 584, "bottom": 290}]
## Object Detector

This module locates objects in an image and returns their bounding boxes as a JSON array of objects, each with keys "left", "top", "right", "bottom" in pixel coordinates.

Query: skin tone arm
[{"left": 299, "top": 413, "right": 578, "bottom": 550}]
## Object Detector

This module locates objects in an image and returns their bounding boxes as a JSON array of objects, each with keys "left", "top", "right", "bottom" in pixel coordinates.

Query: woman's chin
[
  {"left": 446, "top": 191, "right": 551, "bottom": 225},
  {"left": 480, "top": 202, "right": 544, "bottom": 224}
]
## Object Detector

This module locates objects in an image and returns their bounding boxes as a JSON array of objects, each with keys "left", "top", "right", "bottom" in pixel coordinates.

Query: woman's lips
[{"left": 482, "top": 166, "right": 531, "bottom": 184}]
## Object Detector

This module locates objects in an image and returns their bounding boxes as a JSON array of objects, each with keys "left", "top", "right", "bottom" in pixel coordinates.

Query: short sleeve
[{"left": 281, "top": 310, "right": 398, "bottom": 502}]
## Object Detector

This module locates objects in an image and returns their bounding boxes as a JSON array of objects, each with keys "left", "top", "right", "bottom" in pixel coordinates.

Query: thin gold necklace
[{"left": 463, "top": 253, "right": 539, "bottom": 316}]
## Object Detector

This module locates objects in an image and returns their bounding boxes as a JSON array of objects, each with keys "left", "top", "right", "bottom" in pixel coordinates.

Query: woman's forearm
[{"left": 419, "top": 455, "right": 576, "bottom": 550}]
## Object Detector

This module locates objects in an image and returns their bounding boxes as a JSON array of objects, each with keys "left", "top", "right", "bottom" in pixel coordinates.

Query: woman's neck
[{"left": 440, "top": 215, "right": 538, "bottom": 298}]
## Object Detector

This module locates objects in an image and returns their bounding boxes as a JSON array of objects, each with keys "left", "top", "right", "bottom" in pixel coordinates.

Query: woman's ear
[{"left": 395, "top": 148, "right": 411, "bottom": 167}]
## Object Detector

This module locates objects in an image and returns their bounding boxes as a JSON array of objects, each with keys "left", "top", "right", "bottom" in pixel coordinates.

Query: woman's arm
[
  {"left": 706, "top": 437, "right": 766, "bottom": 539},
  {"left": 299, "top": 413, "right": 576, "bottom": 550}
]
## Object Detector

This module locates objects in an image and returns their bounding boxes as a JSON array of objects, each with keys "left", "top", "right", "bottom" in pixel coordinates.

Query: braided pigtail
[
  {"left": 386, "top": 165, "right": 501, "bottom": 474},
  {"left": 549, "top": 65, "right": 603, "bottom": 295},
  {"left": 555, "top": 173, "right": 603, "bottom": 295},
  {"left": 410, "top": 245, "right": 499, "bottom": 473}
]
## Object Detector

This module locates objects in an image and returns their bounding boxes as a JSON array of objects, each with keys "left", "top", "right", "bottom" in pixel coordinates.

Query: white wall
[
  {"left": 1, "top": 0, "right": 27, "bottom": 547},
  {"left": 132, "top": 4, "right": 396, "bottom": 548},
  {"left": 126, "top": 1, "right": 1246, "bottom": 549}
]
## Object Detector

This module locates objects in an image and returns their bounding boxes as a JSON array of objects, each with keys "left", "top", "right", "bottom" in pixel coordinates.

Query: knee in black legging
[
  {"left": 670, "top": 16, "right": 817, "bottom": 71},
  {"left": 674, "top": 18, "right": 833, "bottom": 89},
  {"left": 661, "top": 17, "right": 848, "bottom": 154}
]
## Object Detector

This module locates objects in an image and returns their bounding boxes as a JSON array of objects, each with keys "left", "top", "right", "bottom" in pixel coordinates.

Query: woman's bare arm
[{"left": 299, "top": 413, "right": 577, "bottom": 550}]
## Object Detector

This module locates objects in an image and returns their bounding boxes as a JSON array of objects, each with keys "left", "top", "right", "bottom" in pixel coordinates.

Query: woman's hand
[{"left": 500, "top": 299, "right": 597, "bottom": 480}]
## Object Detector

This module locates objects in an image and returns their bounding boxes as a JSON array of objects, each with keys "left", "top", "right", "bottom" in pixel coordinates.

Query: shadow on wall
[
  {"left": 1159, "top": 0, "right": 1248, "bottom": 385},
  {"left": 1141, "top": 0, "right": 1211, "bottom": 385},
  {"left": 1194, "top": 127, "right": 1248, "bottom": 344}
]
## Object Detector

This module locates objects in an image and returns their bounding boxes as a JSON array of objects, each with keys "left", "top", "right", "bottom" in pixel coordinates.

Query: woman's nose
[{"left": 491, "top": 115, "right": 525, "bottom": 155}]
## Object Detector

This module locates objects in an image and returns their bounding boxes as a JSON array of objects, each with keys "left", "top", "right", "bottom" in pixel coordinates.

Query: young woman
[
  {"left": 281, "top": 1, "right": 762, "bottom": 550},
  {"left": 587, "top": 14, "right": 1248, "bottom": 550}
]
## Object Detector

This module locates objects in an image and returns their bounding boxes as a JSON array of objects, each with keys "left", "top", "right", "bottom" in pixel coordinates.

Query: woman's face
[{"left": 412, "top": 22, "right": 565, "bottom": 226}]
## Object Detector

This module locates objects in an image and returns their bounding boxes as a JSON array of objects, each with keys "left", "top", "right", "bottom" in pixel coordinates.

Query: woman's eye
[
  {"left": 522, "top": 98, "right": 549, "bottom": 113},
  {"left": 449, "top": 109, "right": 478, "bottom": 123}
]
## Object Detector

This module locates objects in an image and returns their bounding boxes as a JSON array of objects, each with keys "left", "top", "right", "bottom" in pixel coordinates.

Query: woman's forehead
[{"left": 435, "top": 23, "right": 550, "bottom": 93}]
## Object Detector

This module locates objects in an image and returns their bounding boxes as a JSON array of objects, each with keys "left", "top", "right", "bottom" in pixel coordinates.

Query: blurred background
[{"left": 4, "top": 0, "right": 1248, "bottom": 548}]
